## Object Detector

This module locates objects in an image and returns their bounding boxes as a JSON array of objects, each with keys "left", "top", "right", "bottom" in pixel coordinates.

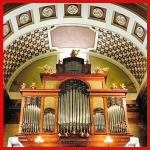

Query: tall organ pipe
[
  {"left": 58, "top": 79, "right": 91, "bottom": 134},
  {"left": 21, "top": 97, "right": 41, "bottom": 133},
  {"left": 107, "top": 97, "right": 127, "bottom": 134}
]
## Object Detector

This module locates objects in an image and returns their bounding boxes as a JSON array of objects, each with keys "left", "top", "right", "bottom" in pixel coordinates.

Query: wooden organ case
[{"left": 17, "top": 56, "right": 132, "bottom": 147}]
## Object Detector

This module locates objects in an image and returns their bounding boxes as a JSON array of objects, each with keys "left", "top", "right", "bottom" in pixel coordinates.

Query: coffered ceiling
[{"left": 4, "top": 3, "right": 147, "bottom": 95}]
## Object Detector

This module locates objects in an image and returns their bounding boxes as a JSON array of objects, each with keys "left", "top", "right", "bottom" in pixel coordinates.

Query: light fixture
[
  {"left": 104, "top": 136, "right": 113, "bottom": 147},
  {"left": 34, "top": 136, "right": 44, "bottom": 147}
]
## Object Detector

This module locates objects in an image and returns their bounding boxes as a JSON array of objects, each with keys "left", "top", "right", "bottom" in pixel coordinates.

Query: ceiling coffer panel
[
  {"left": 89, "top": 6, "right": 107, "bottom": 22},
  {"left": 4, "top": 20, "right": 13, "bottom": 40},
  {"left": 64, "top": 4, "right": 81, "bottom": 17},
  {"left": 39, "top": 5, "right": 57, "bottom": 21},
  {"left": 16, "top": 10, "right": 33, "bottom": 29},
  {"left": 112, "top": 12, "right": 129, "bottom": 30},
  {"left": 132, "top": 22, "right": 147, "bottom": 43}
]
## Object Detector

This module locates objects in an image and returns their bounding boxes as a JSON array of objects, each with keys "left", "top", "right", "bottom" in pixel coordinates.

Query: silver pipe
[
  {"left": 79, "top": 91, "right": 82, "bottom": 132},
  {"left": 58, "top": 97, "right": 60, "bottom": 124},
  {"left": 70, "top": 89, "right": 72, "bottom": 132}
]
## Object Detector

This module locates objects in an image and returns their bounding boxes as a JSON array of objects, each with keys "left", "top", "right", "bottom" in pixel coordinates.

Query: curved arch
[
  {"left": 56, "top": 77, "right": 92, "bottom": 90},
  {"left": 4, "top": 3, "right": 147, "bottom": 97}
]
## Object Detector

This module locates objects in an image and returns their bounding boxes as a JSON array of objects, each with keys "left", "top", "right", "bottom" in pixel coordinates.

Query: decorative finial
[
  {"left": 21, "top": 83, "right": 26, "bottom": 89},
  {"left": 30, "top": 82, "right": 37, "bottom": 89},
  {"left": 58, "top": 59, "right": 62, "bottom": 64},
  {"left": 120, "top": 83, "right": 126, "bottom": 89},
  {"left": 110, "top": 83, "right": 117, "bottom": 89},
  {"left": 85, "top": 59, "right": 89, "bottom": 64},
  {"left": 70, "top": 49, "right": 80, "bottom": 57}
]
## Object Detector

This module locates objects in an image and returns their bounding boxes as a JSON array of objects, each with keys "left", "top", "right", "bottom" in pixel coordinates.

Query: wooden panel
[
  {"left": 16, "top": 134, "right": 132, "bottom": 147},
  {"left": 16, "top": 133, "right": 132, "bottom": 147}
]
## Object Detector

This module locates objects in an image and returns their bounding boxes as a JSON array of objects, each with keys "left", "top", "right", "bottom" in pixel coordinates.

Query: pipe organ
[{"left": 17, "top": 55, "right": 131, "bottom": 147}]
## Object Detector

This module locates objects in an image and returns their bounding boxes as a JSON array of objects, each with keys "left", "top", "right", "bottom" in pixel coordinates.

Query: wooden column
[
  {"left": 103, "top": 97, "right": 109, "bottom": 134},
  {"left": 19, "top": 96, "right": 25, "bottom": 133},
  {"left": 123, "top": 97, "right": 130, "bottom": 134},
  {"left": 102, "top": 80, "right": 106, "bottom": 89},
  {"left": 55, "top": 96, "right": 59, "bottom": 133},
  {"left": 90, "top": 96, "right": 94, "bottom": 134},
  {"left": 40, "top": 97, "right": 45, "bottom": 133}
]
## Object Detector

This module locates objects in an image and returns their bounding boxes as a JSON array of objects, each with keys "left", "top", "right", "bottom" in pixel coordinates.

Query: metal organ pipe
[
  {"left": 107, "top": 97, "right": 127, "bottom": 134},
  {"left": 58, "top": 79, "right": 91, "bottom": 134},
  {"left": 43, "top": 108, "right": 55, "bottom": 132},
  {"left": 21, "top": 97, "right": 41, "bottom": 133},
  {"left": 94, "top": 107, "right": 106, "bottom": 132}
]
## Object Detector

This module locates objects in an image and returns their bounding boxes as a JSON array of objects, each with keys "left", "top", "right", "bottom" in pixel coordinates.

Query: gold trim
[
  {"left": 63, "top": 15, "right": 82, "bottom": 18},
  {"left": 88, "top": 17, "right": 106, "bottom": 23},
  {"left": 111, "top": 22, "right": 127, "bottom": 31},
  {"left": 40, "top": 17, "right": 58, "bottom": 22},
  {"left": 132, "top": 33, "right": 144, "bottom": 44}
]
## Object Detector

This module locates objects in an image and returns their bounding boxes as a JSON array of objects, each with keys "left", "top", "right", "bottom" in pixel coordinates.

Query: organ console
[{"left": 17, "top": 55, "right": 131, "bottom": 147}]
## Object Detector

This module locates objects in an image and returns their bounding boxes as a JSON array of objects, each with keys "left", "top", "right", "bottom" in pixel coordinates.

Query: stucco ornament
[
  {"left": 42, "top": 7, "right": 53, "bottom": 17},
  {"left": 4, "top": 24, "right": 10, "bottom": 36},
  {"left": 116, "top": 15, "right": 126, "bottom": 25},
  {"left": 20, "top": 13, "right": 29, "bottom": 24},
  {"left": 93, "top": 8, "right": 103, "bottom": 18},
  {"left": 67, "top": 5, "right": 78, "bottom": 14},
  {"left": 136, "top": 26, "right": 144, "bottom": 38}
]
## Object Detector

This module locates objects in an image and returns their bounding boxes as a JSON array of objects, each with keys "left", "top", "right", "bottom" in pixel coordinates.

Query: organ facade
[{"left": 17, "top": 55, "right": 131, "bottom": 147}]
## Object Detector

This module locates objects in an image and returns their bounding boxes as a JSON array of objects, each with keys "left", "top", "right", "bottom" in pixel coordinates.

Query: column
[
  {"left": 90, "top": 96, "right": 94, "bottom": 134},
  {"left": 55, "top": 96, "right": 59, "bottom": 133},
  {"left": 40, "top": 97, "right": 45, "bottom": 133},
  {"left": 19, "top": 96, "right": 25, "bottom": 133},
  {"left": 122, "top": 97, "right": 130, "bottom": 133},
  {"left": 103, "top": 97, "right": 109, "bottom": 134}
]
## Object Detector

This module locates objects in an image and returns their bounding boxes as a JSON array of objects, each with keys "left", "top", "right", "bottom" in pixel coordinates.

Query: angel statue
[
  {"left": 21, "top": 83, "right": 26, "bottom": 89},
  {"left": 70, "top": 49, "right": 80, "bottom": 57},
  {"left": 95, "top": 67, "right": 109, "bottom": 74},
  {"left": 110, "top": 83, "right": 117, "bottom": 89},
  {"left": 30, "top": 82, "right": 37, "bottom": 89},
  {"left": 37, "top": 64, "right": 54, "bottom": 74}
]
